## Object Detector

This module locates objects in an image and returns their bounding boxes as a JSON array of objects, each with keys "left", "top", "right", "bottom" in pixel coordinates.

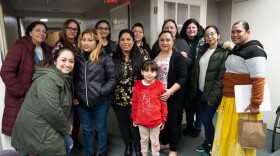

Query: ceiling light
[{"left": 40, "top": 19, "right": 48, "bottom": 22}]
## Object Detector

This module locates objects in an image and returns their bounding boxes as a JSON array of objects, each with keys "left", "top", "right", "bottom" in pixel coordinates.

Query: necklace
[{"left": 188, "top": 38, "right": 194, "bottom": 47}]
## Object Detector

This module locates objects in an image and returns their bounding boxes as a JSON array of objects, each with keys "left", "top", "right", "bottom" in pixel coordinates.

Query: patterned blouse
[
  {"left": 112, "top": 52, "right": 149, "bottom": 107},
  {"left": 154, "top": 56, "right": 171, "bottom": 89}
]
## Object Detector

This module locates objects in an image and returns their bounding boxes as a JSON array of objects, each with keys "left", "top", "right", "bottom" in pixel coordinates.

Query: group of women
[{"left": 0, "top": 16, "right": 266, "bottom": 156}]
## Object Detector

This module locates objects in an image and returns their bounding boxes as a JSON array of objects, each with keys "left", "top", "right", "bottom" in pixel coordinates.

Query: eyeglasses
[
  {"left": 33, "top": 29, "right": 47, "bottom": 35},
  {"left": 67, "top": 27, "right": 78, "bottom": 32},
  {"left": 205, "top": 32, "right": 217, "bottom": 38},
  {"left": 97, "top": 27, "right": 109, "bottom": 31}
]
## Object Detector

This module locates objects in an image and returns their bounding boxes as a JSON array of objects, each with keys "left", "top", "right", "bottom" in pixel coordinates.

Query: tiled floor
[{"left": 71, "top": 109, "right": 280, "bottom": 156}]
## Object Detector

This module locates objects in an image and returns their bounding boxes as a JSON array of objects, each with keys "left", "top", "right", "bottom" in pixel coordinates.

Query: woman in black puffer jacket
[{"left": 73, "top": 28, "right": 117, "bottom": 156}]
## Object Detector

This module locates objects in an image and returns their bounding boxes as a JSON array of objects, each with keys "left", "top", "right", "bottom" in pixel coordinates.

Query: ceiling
[
  {"left": 9, "top": 0, "right": 111, "bottom": 30},
  {"left": 10, "top": 0, "right": 104, "bottom": 13}
]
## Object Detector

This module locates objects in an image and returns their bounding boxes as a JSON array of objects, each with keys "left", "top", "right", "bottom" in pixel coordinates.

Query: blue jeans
[
  {"left": 199, "top": 92, "right": 218, "bottom": 145},
  {"left": 65, "top": 134, "right": 73, "bottom": 156},
  {"left": 77, "top": 100, "right": 110, "bottom": 155}
]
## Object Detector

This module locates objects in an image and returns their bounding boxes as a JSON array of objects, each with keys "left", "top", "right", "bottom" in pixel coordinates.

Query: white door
[
  {"left": 159, "top": 0, "right": 206, "bottom": 32},
  {"left": 150, "top": 0, "right": 206, "bottom": 44}
]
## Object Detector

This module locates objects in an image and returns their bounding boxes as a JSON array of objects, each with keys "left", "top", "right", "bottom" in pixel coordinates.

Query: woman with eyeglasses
[
  {"left": 212, "top": 21, "right": 267, "bottom": 156},
  {"left": 189, "top": 25, "right": 231, "bottom": 156},
  {"left": 52, "top": 19, "right": 83, "bottom": 149},
  {"left": 53, "top": 19, "right": 81, "bottom": 54},
  {"left": 95, "top": 20, "right": 117, "bottom": 55},
  {"left": 0, "top": 21, "right": 52, "bottom": 145}
]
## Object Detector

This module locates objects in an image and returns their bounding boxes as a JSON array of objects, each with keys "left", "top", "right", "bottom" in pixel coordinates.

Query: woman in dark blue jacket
[{"left": 73, "top": 28, "right": 117, "bottom": 156}]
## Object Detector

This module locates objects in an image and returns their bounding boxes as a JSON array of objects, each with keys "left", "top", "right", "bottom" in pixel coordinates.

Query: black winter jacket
[
  {"left": 74, "top": 51, "right": 117, "bottom": 107},
  {"left": 190, "top": 42, "right": 231, "bottom": 106}
]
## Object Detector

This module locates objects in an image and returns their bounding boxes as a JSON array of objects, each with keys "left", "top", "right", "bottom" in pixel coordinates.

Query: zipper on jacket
[{"left": 77, "top": 53, "right": 90, "bottom": 107}]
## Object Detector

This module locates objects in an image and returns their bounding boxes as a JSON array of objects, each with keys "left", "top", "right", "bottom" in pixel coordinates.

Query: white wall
[
  {"left": 218, "top": 0, "right": 232, "bottom": 41},
  {"left": 0, "top": 0, "right": 18, "bottom": 150},
  {"left": 1, "top": 1, "right": 18, "bottom": 48},
  {"left": 231, "top": 0, "right": 280, "bottom": 130},
  {"left": 131, "top": 0, "right": 151, "bottom": 44},
  {"left": 84, "top": 3, "right": 113, "bottom": 30},
  {"left": 206, "top": 1, "right": 219, "bottom": 27}
]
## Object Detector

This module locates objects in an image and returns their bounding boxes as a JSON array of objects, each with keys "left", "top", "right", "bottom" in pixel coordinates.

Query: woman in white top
[{"left": 189, "top": 25, "right": 231, "bottom": 156}]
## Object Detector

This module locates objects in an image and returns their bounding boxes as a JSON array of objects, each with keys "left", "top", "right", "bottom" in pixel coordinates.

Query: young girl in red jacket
[{"left": 131, "top": 60, "right": 168, "bottom": 156}]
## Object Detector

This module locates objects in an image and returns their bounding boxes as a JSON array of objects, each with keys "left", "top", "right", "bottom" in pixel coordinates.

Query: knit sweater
[
  {"left": 223, "top": 40, "right": 267, "bottom": 108},
  {"left": 131, "top": 80, "right": 168, "bottom": 128}
]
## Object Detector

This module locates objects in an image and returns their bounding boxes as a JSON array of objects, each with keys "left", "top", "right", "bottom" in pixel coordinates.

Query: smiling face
[
  {"left": 81, "top": 33, "right": 97, "bottom": 53},
  {"left": 29, "top": 24, "right": 47, "bottom": 46},
  {"left": 54, "top": 50, "right": 75, "bottom": 74},
  {"left": 66, "top": 21, "right": 79, "bottom": 41},
  {"left": 119, "top": 32, "right": 134, "bottom": 54},
  {"left": 141, "top": 67, "right": 157, "bottom": 84},
  {"left": 231, "top": 23, "right": 250, "bottom": 47},
  {"left": 163, "top": 21, "right": 177, "bottom": 39},
  {"left": 158, "top": 32, "right": 174, "bottom": 53},
  {"left": 186, "top": 23, "right": 198, "bottom": 39}
]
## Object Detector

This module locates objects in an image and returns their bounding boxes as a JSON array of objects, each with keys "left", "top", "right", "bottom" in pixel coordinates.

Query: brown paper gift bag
[{"left": 238, "top": 119, "right": 267, "bottom": 149}]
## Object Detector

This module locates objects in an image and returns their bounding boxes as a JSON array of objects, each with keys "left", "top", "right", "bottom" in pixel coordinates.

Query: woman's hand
[
  {"left": 133, "top": 121, "right": 138, "bottom": 127},
  {"left": 160, "top": 89, "right": 173, "bottom": 101},
  {"left": 73, "top": 99, "right": 79, "bottom": 105},
  {"left": 69, "top": 125, "right": 73, "bottom": 135},
  {"left": 160, "top": 124, "right": 165, "bottom": 130},
  {"left": 207, "top": 101, "right": 213, "bottom": 106},
  {"left": 180, "top": 51, "right": 188, "bottom": 58},
  {"left": 244, "top": 105, "right": 260, "bottom": 114}
]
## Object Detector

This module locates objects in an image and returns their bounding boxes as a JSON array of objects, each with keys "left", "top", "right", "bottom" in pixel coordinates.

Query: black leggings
[
  {"left": 160, "top": 108, "right": 180, "bottom": 151},
  {"left": 112, "top": 103, "right": 141, "bottom": 146}
]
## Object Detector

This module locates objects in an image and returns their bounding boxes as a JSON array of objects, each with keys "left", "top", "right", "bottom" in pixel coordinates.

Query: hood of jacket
[
  {"left": 16, "top": 36, "right": 52, "bottom": 55},
  {"left": 199, "top": 41, "right": 233, "bottom": 52},
  {"left": 232, "top": 40, "right": 265, "bottom": 53},
  {"left": 33, "top": 65, "right": 72, "bottom": 86}
]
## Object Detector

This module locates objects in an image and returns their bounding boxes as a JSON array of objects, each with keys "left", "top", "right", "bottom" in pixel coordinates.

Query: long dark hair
[
  {"left": 112, "top": 29, "right": 144, "bottom": 79},
  {"left": 180, "top": 18, "right": 204, "bottom": 41},
  {"left": 59, "top": 19, "right": 81, "bottom": 51},
  {"left": 95, "top": 20, "right": 112, "bottom": 40}
]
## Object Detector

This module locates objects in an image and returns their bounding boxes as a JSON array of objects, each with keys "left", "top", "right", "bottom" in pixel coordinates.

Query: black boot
[
  {"left": 183, "top": 124, "right": 194, "bottom": 135},
  {"left": 124, "top": 143, "right": 132, "bottom": 156},
  {"left": 191, "top": 128, "right": 201, "bottom": 138},
  {"left": 134, "top": 144, "right": 142, "bottom": 156},
  {"left": 73, "top": 139, "right": 84, "bottom": 149}
]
